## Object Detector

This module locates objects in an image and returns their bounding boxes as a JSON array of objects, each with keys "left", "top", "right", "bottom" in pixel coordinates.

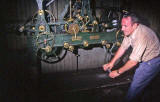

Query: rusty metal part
[
  {"left": 76, "top": 14, "right": 83, "bottom": 20},
  {"left": 101, "top": 40, "right": 107, "bottom": 46},
  {"left": 68, "top": 23, "right": 80, "bottom": 34},
  {"left": 39, "top": 25, "right": 45, "bottom": 31},
  {"left": 64, "top": 42, "right": 70, "bottom": 49},
  {"left": 42, "top": 46, "right": 52, "bottom": 53},
  {"left": 116, "top": 41, "right": 121, "bottom": 46},
  {"left": 38, "top": 10, "right": 44, "bottom": 15},
  {"left": 32, "top": 27, "right": 35, "bottom": 30},
  {"left": 69, "top": 45, "right": 74, "bottom": 52},
  {"left": 83, "top": 40, "right": 89, "bottom": 47},
  {"left": 106, "top": 43, "right": 110, "bottom": 48},
  {"left": 92, "top": 20, "right": 98, "bottom": 25}
]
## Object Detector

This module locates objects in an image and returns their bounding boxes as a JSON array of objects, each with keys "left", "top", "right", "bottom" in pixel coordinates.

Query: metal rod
[
  {"left": 76, "top": 52, "right": 79, "bottom": 72},
  {"left": 70, "top": 0, "right": 72, "bottom": 19}
]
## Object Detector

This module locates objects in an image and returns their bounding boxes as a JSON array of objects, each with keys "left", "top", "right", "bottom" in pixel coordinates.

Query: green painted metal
[
  {"left": 54, "top": 32, "right": 117, "bottom": 47},
  {"left": 19, "top": 0, "right": 123, "bottom": 63}
]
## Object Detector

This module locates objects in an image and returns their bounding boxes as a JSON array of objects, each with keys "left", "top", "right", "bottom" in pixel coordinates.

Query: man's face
[{"left": 121, "top": 17, "right": 135, "bottom": 36}]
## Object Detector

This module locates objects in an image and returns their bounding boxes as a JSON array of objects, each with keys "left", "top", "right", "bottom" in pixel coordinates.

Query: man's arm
[
  {"left": 109, "top": 59, "right": 138, "bottom": 78},
  {"left": 103, "top": 46, "right": 126, "bottom": 71},
  {"left": 118, "top": 59, "right": 138, "bottom": 74}
]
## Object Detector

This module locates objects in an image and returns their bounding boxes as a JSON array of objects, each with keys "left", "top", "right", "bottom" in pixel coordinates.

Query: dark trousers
[{"left": 125, "top": 56, "right": 160, "bottom": 102}]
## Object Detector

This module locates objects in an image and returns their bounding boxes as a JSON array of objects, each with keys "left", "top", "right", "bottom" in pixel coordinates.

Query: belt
[
  {"left": 142, "top": 54, "right": 160, "bottom": 63},
  {"left": 154, "top": 54, "right": 160, "bottom": 59}
]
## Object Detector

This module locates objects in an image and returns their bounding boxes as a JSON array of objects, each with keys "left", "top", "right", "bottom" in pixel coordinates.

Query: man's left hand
[{"left": 109, "top": 70, "right": 120, "bottom": 78}]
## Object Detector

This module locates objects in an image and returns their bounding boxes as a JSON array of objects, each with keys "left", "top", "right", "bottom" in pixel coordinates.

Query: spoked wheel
[{"left": 37, "top": 47, "right": 67, "bottom": 63}]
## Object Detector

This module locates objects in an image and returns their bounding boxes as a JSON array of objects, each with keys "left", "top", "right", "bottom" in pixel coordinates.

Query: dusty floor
[
  {"left": 38, "top": 68, "right": 132, "bottom": 102},
  {"left": 2, "top": 68, "right": 131, "bottom": 102},
  {"left": 1, "top": 50, "right": 160, "bottom": 102}
]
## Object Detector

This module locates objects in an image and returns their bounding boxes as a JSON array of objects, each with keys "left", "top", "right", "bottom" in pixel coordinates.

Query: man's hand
[
  {"left": 103, "top": 62, "right": 114, "bottom": 71},
  {"left": 103, "top": 63, "right": 121, "bottom": 78},
  {"left": 109, "top": 70, "right": 120, "bottom": 78}
]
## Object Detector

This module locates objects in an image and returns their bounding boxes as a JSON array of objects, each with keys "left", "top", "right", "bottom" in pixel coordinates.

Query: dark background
[{"left": 0, "top": 0, "right": 160, "bottom": 102}]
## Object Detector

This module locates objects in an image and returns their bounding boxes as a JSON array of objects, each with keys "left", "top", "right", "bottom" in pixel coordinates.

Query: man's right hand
[{"left": 103, "top": 62, "right": 114, "bottom": 71}]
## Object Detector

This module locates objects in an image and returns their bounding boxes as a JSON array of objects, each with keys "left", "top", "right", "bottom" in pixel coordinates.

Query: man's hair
[
  {"left": 122, "top": 11, "right": 151, "bottom": 27},
  {"left": 123, "top": 12, "right": 140, "bottom": 24}
]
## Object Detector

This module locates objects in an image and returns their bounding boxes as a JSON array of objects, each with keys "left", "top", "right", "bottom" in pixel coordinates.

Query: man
[{"left": 103, "top": 13, "right": 160, "bottom": 102}]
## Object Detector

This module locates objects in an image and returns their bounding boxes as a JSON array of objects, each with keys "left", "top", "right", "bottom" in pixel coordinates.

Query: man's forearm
[{"left": 118, "top": 59, "right": 138, "bottom": 74}]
